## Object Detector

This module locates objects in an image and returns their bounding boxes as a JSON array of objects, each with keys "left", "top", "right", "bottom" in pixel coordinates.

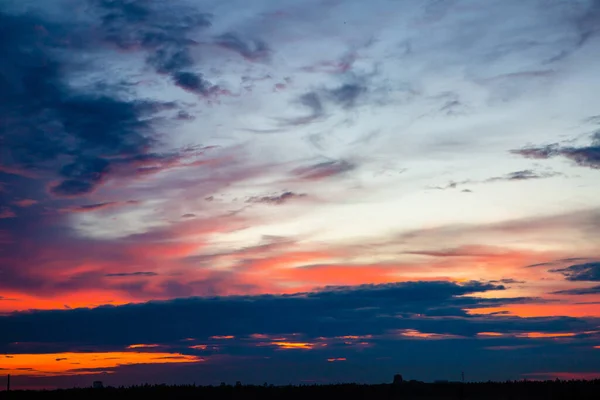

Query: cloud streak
[{"left": 511, "top": 133, "right": 600, "bottom": 170}]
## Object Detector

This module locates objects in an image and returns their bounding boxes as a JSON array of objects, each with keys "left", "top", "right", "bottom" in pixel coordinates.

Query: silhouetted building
[
  {"left": 393, "top": 374, "right": 404, "bottom": 384},
  {"left": 93, "top": 381, "right": 104, "bottom": 389}
]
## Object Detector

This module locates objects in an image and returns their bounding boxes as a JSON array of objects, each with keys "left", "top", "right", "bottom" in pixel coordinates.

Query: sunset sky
[{"left": 1, "top": 0, "right": 600, "bottom": 389}]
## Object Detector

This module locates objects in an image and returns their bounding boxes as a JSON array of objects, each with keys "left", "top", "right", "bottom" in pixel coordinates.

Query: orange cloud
[
  {"left": 515, "top": 332, "right": 576, "bottom": 339},
  {"left": 0, "top": 352, "right": 202, "bottom": 377},
  {"left": 273, "top": 342, "right": 315, "bottom": 349},
  {"left": 395, "top": 329, "right": 462, "bottom": 339},
  {"left": 478, "top": 331, "right": 579, "bottom": 339},
  {"left": 210, "top": 335, "right": 235, "bottom": 340},
  {"left": 126, "top": 344, "right": 160, "bottom": 349},
  {"left": 327, "top": 358, "right": 346, "bottom": 362},
  {"left": 254, "top": 339, "right": 328, "bottom": 350},
  {"left": 467, "top": 303, "right": 600, "bottom": 318}
]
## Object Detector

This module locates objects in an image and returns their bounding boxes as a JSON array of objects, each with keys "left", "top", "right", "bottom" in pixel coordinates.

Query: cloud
[
  {"left": 3, "top": 280, "right": 591, "bottom": 351},
  {"left": 293, "top": 160, "right": 356, "bottom": 181},
  {"left": 13, "top": 199, "right": 38, "bottom": 208},
  {"left": 553, "top": 285, "right": 600, "bottom": 295},
  {"left": 282, "top": 82, "right": 367, "bottom": 126},
  {"left": 62, "top": 200, "right": 140, "bottom": 213},
  {"left": 326, "top": 84, "right": 366, "bottom": 109},
  {"left": 511, "top": 132, "right": 600, "bottom": 170},
  {"left": 485, "top": 170, "right": 562, "bottom": 182},
  {"left": 246, "top": 192, "right": 307, "bottom": 205},
  {"left": 215, "top": 32, "right": 270, "bottom": 61},
  {"left": 490, "top": 279, "right": 525, "bottom": 285},
  {"left": 551, "top": 262, "right": 600, "bottom": 281},
  {"left": 93, "top": 0, "right": 217, "bottom": 95},
  {"left": 105, "top": 272, "right": 159, "bottom": 278},
  {"left": 0, "top": 207, "right": 16, "bottom": 219},
  {"left": 4, "top": 279, "right": 600, "bottom": 386},
  {"left": 432, "top": 169, "right": 561, "bottom": 190},
  {"left": 0, "top": 8, "right": 204, "bottom": 199},
  {"left": 283, "top": 92, "right": 326, "bottom": 126},
  {"left": 51, "top": 157, "right": 111, "bottom": 197},
  {"left": 173, "top": 72, "right": 217, "bottom": 96}
]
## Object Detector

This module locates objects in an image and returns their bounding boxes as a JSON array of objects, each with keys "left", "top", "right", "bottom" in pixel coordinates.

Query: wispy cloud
[
  {"left": 246, "top": 191, "right": 307, "bottom": 205},
  {"left": 511, "top": 132, "right": 600, "bottom": 170}
]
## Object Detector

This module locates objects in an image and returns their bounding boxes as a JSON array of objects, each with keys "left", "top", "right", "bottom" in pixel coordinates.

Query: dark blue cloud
[
  {"left": 327, "top": 84, "right": 366, "bottom": 109},
  {"left": 173, "top": 72, "right": 215, "bottom": 95},
  {"left": 0, "top": 6, "right": 192, "bottom": 199},
  {"left": 94, "top": 0, "right": 216, "bottom": 95},
  {"left": 553, "top": 285, "right": 600, "bottom": 295},
  {"left": 282, "top": 83, "right": 367, "bottom": 127},
  {"left": 0, "top": 0, "right": 222, "bottom": 205},
  {"left": 215, "top": 32, "right": 270, "bottom": 61},
  {"left": 2, "top": 280, "right": 596, "bottom": 350},
  {"left": 551, "top": 262, "right": 600, "bottom": 281},
  {"left": 3, "top": 281, "right": 600, "bottom": 386},
  {"left": 511, "top": 132, "right": 600, "bottom": 170}
]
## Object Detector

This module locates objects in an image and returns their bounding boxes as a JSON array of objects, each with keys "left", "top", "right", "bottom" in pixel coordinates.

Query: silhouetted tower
[
  {"left": 6, "top": 374, "right": 10, "bottom": 392},
  {"left": 393, "top": 374, "right": 404, "bottom": 385}
]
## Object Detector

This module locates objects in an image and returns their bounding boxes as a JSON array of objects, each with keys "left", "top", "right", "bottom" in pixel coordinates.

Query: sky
[{"left": 1, "top": 0, "right": 600, "bottom": 389}]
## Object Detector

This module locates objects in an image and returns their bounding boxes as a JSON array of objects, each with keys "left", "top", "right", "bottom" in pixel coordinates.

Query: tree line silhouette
[{"left": 1, "top": 380, "right": 599, "bottom": 400}]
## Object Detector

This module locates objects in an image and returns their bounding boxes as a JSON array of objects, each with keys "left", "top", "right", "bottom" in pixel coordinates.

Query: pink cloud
[
  {"left": 0, "top": 207, "right": 16, "bottom": 219},
  {"left": 13, "top": 199, "right": 38, "bottom": 207}
]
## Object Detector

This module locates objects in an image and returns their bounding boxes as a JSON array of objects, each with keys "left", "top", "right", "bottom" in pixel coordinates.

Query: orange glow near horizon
[
  {"left": 1, "top": 241, "right": 596, "bottom": 317},
  {"left": 0, "top": 352, "right": 203, "bottom": 376},
  {"left": 210, "top": 335, "right": 235, "bottom": 340},
  {"left": 0, "top": 290, "right": 133, "bottom": 313}
]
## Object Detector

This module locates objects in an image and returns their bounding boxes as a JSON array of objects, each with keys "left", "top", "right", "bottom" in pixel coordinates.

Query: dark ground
[{"left": 1, "top": 380, "right": 599, "bottom": 400}]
